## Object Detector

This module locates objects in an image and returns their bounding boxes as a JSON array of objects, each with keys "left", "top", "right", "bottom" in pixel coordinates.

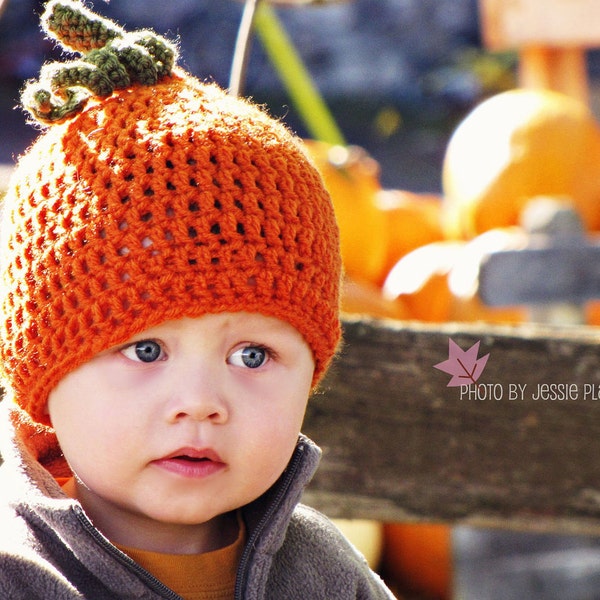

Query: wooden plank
[
  {"left": 479, "top": 244, "right": 600, "bottom": 305},
  {"left": 477, "top": 203, "right": 600, "bottom": 309},
  {"left": 479, "top": 0, "right": 600, "bottom": 49},
  {"left": 303, "top": 317, "right": 600, "bottom": 534},
  {"left": 478, "top": 0, "right": 595, "bottom": 102}
]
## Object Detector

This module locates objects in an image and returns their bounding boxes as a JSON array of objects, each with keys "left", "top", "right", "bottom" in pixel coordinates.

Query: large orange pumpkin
[
  {"left": 303, "top": 140, "right": 389, "bottom": 284},
  {"left": 442, "top": 88, "right": 600, "bottom": 239}
]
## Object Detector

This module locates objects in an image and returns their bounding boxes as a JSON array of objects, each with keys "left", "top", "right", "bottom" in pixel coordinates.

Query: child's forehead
[{"left": 121, "top": 312, "right": 304, "bottom": 341}]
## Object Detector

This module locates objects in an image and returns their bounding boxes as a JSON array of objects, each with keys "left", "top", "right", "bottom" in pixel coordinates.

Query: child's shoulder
[
  {"left": 289, "top": 503, "right": 368, "bottom": 558},
  {"left": 0, "top": 498, "right": 61, "bottom": 599},
  {"left": 271, "top": 503, "right": 396, "bottom": 599}
]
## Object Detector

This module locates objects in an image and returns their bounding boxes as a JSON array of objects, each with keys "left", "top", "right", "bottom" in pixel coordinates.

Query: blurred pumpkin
[
  {"left": 341, "top": 276, "right": 410, "bottom": 320},
  {"left": 585, "top": 300, "right": 600, "bottom": 326},
  {"left": 303, "top": 140, "right": 389, "bottom": 284},
  {"left": 382, "top": 522, "right": 452, "bottom": 600},
  {"left": 382, "top": 241, "right": 463, "bottom": 322},
  {"left": 383, "top": 232, "right": 526, "bottom": 324},
  {"left": 374, "top": 189, "right": 445, "bottom": 286},
  {"left": 448, "top": 227, "right": 528, "bottom": 324},
  {"left": 442, "top": 88, "right": 600, "bottom": 239}
]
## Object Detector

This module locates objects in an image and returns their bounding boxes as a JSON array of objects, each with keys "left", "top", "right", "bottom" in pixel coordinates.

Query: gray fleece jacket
[{"left": 0, "top": 403, "right": 396, "bottom": 599}]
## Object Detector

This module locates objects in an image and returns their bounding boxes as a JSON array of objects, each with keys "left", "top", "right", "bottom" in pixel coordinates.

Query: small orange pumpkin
[
  {"left": 382, "top": 241, "right": 463, "bottom": 322},
  {"left": 374, "top": 189, "right": 445, "bottom": 286},
  {"left": 303, "top": 140, "right": 389, "bottom": 284},
  {"left": 341, "top": 276, "right": 410, "bottom": 321},
  {"left": 383, "top": 232, "right": 527, "bottom": 324}
]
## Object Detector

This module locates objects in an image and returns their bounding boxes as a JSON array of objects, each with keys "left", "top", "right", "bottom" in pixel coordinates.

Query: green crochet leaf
[{"left": 22, "top": 0, "right": 178, "bottom": 124}]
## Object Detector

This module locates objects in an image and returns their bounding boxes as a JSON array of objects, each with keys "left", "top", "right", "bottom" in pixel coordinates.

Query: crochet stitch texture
[{"left": 0, "top": 2, "right": 341, "bottom": 425}]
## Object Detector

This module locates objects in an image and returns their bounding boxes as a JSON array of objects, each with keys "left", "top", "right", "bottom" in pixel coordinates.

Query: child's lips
[
  {"left": 152, "top": 447, "right": 226, "bottom": 478},
  {"left": 163, "top": 447, "right": 224, "bottom": 462}
]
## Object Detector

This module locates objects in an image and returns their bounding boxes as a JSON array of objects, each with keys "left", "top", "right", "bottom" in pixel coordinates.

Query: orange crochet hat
[{"left": 0, "top": 1, "right": 341, "bottom": 425}]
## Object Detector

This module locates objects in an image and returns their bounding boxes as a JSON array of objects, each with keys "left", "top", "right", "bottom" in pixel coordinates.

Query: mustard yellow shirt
[
  {"left": 60, "top": 477, "right": 245, "bottom": 600},
  {"left": 115, "top": 522, "right": 245, "bottom": 600}
]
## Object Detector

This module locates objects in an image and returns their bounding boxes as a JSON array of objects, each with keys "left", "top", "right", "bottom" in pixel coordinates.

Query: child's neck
[
  {"left": 64, "top": 477, "right": 240, "bottom": 554},
  {"left": 98, "top": 508, "right": 241, "bottom": 555}
]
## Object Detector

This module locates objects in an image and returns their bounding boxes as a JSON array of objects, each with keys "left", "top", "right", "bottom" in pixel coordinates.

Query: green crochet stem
[
  {"left": 253, "top": 3, "right": 346, "bottom": 146},
  {"left": 44, "top": 0, "right": 124, "bottom": 53},
  {"left": 22, "top": 0, "right": 177, "bottom": 124}
]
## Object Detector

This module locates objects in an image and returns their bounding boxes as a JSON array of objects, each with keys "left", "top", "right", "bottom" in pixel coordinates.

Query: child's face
[{"left": 46, "top": 312, "right": 315, "bottom": 551}]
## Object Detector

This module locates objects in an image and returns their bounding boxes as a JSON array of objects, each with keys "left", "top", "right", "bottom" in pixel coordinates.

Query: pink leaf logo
[{"left": 434, "top": 338, "right": 489, "bottom": 387}]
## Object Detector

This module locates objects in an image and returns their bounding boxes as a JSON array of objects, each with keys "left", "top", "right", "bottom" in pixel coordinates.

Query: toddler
[{"left": 0, "top": 2, "right": 395, "bottom": 599}]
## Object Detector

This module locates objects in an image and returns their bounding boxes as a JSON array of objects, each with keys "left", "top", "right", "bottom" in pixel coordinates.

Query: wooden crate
[
  {"left": 480, "top": 0, "right": 600, "bottom": 49},
  {"left": 304, "top": 317, "right": 600, "bottom": 535},
  {"left": 478, "top": 0, "right": 600, "bottom": 103}
]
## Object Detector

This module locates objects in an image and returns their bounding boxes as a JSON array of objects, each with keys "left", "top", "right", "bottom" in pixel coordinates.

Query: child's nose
[{"left": 166, "top": 371, "right": 229, "bottom": 424}]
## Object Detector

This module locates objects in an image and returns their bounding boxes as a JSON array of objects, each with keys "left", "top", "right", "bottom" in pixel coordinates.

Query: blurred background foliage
[{"left": 0, "top": 0, "right": 517, "bottom": 192}]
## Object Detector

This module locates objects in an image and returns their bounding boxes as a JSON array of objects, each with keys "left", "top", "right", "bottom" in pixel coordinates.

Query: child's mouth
[{"left": 152, "top": 447, "right": 226, "bottom": 478}]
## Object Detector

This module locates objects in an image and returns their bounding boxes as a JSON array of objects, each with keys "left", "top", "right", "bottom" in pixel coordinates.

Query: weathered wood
[
  {"left": 478, "top": 0, "right": 598, "bottom": 102},
  {"left": 479, "top": 0, "right": 600, "bottom": 49},
  {"left": 477, "top": 202, "right": 594, "bottom": 324},
  {"left": 303, "top": 317, "right": 600, "bottom": 534},
  {"left": 479, "top": 243, "right": 600, "bottom": 305}
]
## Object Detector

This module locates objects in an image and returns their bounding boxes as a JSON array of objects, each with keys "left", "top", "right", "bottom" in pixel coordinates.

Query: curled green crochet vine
[{"left": 22, "top": 0, "right": 178, "bottom": 124}]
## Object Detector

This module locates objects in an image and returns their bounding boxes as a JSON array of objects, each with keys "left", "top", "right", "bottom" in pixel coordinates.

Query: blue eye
[
  {"left": 122, "top": 340, "right": 164, "bottom": 363},
  {"left": 229, "top": 345, "right": 268, "bottom": 369}
]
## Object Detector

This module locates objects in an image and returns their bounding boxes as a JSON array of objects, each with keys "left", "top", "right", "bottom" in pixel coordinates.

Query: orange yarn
[{"left": 0, "top": 72, "right": 341, "bottom": 425}]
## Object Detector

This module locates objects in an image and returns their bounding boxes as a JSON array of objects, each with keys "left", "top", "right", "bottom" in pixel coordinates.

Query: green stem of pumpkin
[{"left": 253, "top": 2, "right": 346, "bottom": 146}]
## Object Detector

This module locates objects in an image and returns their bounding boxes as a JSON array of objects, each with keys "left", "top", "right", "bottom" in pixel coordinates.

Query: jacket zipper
[
  {"left": 233, "top": 441, "right": 306, "bottom": 600},
  {"left": 74, "top": 440, "right": 308, "bottom": 600},
  {"left": 74, "top": 505, "right": 183, "bottom": 600}
]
